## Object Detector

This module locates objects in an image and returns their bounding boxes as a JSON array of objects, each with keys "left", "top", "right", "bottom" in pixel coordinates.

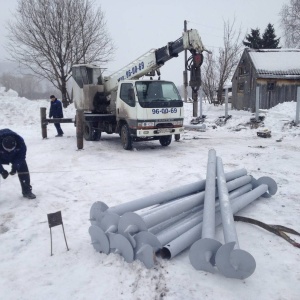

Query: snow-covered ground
[{"left": 0, "top": 88, "right": 299, "bottom": 300}]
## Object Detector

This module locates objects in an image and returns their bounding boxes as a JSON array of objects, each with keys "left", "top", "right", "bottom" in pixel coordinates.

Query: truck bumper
[{"left": 136, "top": 127, "right": 184, "bottom": 137}]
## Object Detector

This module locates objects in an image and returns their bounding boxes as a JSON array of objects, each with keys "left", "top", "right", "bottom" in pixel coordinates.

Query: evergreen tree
[
  {"left": 243, "top": 29, "right": 263, "bottom": 49},
  {"left": 261, "top": 23, "right": 280, "bottom": 49},
  {"left": 243, "top": 24, "right": 281, "bottom": 49}
]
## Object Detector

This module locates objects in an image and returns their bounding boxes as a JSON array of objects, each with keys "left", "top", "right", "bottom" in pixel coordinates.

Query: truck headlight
[{"left": 173, "top": 120, "right": 183, "bottom": 126}]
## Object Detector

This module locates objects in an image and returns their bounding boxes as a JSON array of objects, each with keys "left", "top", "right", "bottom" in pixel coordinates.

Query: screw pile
[{"left": 89, "top": 150, "right": 277, "bottom": 279}]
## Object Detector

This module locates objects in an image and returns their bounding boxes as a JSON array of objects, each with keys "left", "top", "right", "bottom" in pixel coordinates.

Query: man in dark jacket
[
  {"left": 49, "top": 95, "right": 64, "bottom": 137},
  {"left": 0, "top": 129, "right": 36, "bottom": 199}
]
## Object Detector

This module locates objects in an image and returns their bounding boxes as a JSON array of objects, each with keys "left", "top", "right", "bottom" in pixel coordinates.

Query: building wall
[
  {"left": 232, "top": 50, "right": 300, "bottom": 112},
  {"left": 256, "top": 79, "right": 299, "bottom": 110},
  {"left": 232, "top": 50, "right": 254, "bottom": 110}
]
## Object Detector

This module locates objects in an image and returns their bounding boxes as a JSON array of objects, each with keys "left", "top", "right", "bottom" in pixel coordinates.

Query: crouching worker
[{"left": 0, "top": 128, "right": 36, "bottom": 199}]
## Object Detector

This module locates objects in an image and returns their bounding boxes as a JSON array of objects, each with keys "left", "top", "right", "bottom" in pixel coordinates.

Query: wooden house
[{"left": 231, "top": 48, "right": 300, "bottom": 111}]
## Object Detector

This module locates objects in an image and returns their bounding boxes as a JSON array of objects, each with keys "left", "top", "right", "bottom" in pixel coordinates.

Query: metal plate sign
[{"left": 47, "top": 211, "right": 63, "bottom": 228}]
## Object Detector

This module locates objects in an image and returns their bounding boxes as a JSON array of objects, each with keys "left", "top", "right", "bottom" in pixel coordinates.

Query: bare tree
[
  {"left": 202, "top": 19, "right": 243, "bottom": 105},
  {"left": 280, "top": 0, "right": 300, "bottom": 47},
  {"left": 6, "top": 0, "right": 115, "bottom": 107},
  {"left": 201, "top": 52, "right": 218, "bottom": 104}
]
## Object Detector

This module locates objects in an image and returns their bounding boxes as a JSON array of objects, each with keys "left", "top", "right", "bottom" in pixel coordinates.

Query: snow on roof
[{"left": 248, "top": 48, "right": 300, "bottom": 77}]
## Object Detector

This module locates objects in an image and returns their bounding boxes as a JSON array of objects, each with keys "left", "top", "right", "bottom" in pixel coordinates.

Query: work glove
[{"left": 1, "top": 170, "right": 9, "bottom": 179}]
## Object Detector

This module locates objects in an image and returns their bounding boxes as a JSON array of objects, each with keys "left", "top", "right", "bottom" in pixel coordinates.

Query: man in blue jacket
[
  {"left": 0, "top": 129, "right": 36, "bottom": 199},
  {"left": 49, "top": 95, "right": 64, "bottom": 137}
]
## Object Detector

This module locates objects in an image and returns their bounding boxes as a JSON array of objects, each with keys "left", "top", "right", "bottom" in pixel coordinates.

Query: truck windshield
[{"left": 135, "top": 81, "right": 183, "bottom": 108}]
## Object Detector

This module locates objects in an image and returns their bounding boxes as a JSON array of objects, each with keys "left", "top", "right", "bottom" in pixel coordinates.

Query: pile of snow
[
  {"left": 0, "top": 88, "right": 19, "bottom": 97},
  {"left": 0, "top": 88, "right": 75, "bottom": 128},
  {"left": 184, "top": 101, "right": 299, "bottom": 138},
  {"left": 263, "top": 101, "right": 299, "bottom": 135}
]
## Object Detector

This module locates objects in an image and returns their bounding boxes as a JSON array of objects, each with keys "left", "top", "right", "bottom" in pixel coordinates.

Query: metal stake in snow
[
  {"left": 199, "top": 86, "right": 203, "bottom": 118},
  {"left": 189, "top": 149, "right": 222, "bottom": 273},
  {"left": 225, "top": 88, "right": 229, "bottom": 119},
  {"left": 295, "top": 86, "right": 300, "bottom": 124},
  {"left": 255, "top": 86, "right": 260, "bottom": 121},
  {"left": 215, "top": 157, "right": 256, "bottom": 279}
]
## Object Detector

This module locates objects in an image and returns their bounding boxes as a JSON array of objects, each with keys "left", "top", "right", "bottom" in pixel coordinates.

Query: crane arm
[
  {"left": 155, "top": 29, "right": 206, "bottom": 65},
  {"left": 103, "top": 29, "right": 206, "bottom": 93}
]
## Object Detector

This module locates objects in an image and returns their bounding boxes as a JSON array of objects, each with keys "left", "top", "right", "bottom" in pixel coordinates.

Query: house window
[
  {"left": 238, "top": 82, "right": 244, "bottom": 92},
  {"left": 267, "top": 82, "right": 276, "bottom": 91},
  {"left": 238, "top": 64, "right": 248, "bottom": 75}
]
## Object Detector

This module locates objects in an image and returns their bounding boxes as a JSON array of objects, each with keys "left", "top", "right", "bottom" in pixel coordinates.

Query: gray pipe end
[
  {"left": 118, "top": 212, "right": 147, "bottom": 235},
  {"left": 215, "top": 242, "right": 256, "bottom": 279},
  {"left": 160, "top": 246, "right": 171, "bottom": 259},
  {"left": 89, "top": 225, "right": 110, "bottom": 254},
  {"left": 109, "top": 233, "right": 134, "bottom": 263},
  {"left": 189, "top": 238, "right": 222, "bottom": 273},
  {"left": 100, "top": 212, "right": 120, "bottom": 233},
  {"left": 136, "top": 244, "right": 157, "bottom": 269},
  {"left": 90, "top": 201, "right": 109, "bottom": 225},
  {"left": 135, "top": 231, "right": 162, "bottom": 252},
  {"left": 256, "top": 176, "right": 278, "bottom": 198}
]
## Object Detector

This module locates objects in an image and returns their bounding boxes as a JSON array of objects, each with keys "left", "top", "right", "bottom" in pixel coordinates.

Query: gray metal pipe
[
  {"left": 215, "top": 157, "right": 256, "bottom": 279},
  {"left": 157, "top": 183, "right": 252, "bottom": 247},
  {"left": 189, "top": 149, "right": 221, "bottom": 273},
  {"left": 161, "top": 184, "right": 268, "bottom": 260},
  {"left": 88, "top": 169, "right": 250, "bottom": 264},
  {"left": 149, "top": 179, "right": 253, "bottom": 238},
  {"left": 216, "top": 157, "right": 239, "bottom": 246},
  {"left": 118, "top": 175, "right": 252, "bottom": 244},
  {"left": 88, "top": 175, "right": 252, "bottom": 258},
  {"left": 134, "top": 183, "right": 253, "bottom": 268},
  {"left": 149, "top": 204, "right": 204, "bottom": 235},
  {"left": 202, "top": 149, "right": 217, "bottom": 239},
  {"left": 184, "top": 124, "right": 206, "bottom": 131},
  {"left": 90, "top": 168, "right": 248, "bottom": 226},
  {"left": 110, "top": 168, "right": 247, "bottom": 216}
]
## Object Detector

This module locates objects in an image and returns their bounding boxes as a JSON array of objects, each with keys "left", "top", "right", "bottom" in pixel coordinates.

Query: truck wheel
[
  {"left": 92, "top": 130, "right": 101, "bottom": 141},
  {"left": 121, "top": 124, "right": 132, "bottom": 150},
  {"left": 159, "top": 135, "right": 172, "bottom": 147},
  {"left": 84, "top": 122, "right": 101, "bottom": 141},
  {"left": 84, "top": 122, "right": 93, "bottom": 141}
]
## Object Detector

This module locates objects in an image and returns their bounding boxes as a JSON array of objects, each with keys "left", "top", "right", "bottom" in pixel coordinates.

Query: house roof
[{"left": 247, "top": 49, "right": 300, "bottom": 78}]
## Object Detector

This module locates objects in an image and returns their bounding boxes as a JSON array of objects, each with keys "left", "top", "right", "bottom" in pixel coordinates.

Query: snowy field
[{"left": 0, "top": 88, "right": 299, "bottom": 300}]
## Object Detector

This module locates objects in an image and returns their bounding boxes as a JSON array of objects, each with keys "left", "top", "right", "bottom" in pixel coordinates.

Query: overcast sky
[{"left": 0, "top": 0, "right": 288, "bottom": 86}]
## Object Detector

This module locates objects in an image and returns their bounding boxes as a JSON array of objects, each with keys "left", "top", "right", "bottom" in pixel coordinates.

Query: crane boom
[{"left": 103, "top": 29, "right": 206, "bottom": 93}]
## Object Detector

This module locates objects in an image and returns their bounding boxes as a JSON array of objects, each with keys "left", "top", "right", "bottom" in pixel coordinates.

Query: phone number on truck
[{"left": 152, "top": 108, "right": 178, "bottom": 114}]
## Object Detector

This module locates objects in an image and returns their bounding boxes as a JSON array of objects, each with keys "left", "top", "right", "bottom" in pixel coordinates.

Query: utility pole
[
  {"left": 183, "top": 20, "right": 202, "bottom": 118},
  {"left": 183, "top": 20, "right": 188, "bottom": 103}
]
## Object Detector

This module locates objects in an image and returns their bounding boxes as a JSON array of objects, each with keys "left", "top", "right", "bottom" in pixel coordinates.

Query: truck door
[{"left": 116, "top": 83, "right": 137, "bottom": 125}]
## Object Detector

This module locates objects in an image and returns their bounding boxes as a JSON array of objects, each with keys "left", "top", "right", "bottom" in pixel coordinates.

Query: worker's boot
[{"left": 23, "top": 191, "right": 36, "bottom": 199}]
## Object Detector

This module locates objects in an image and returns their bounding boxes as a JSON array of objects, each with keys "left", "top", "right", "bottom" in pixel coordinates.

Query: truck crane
[{"left": 72, "top": 29, "right": 206, "bottom": 150}]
